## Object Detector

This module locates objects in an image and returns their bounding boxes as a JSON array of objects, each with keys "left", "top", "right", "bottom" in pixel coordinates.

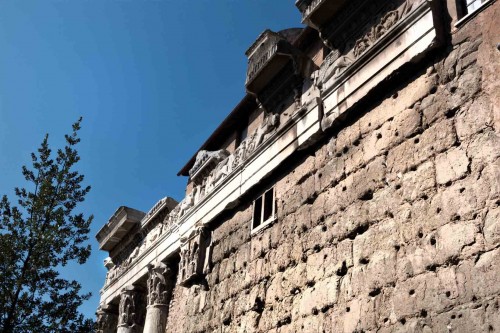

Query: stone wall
[{"left": 163, "top": 3, "right": 499, "bottom": 332}]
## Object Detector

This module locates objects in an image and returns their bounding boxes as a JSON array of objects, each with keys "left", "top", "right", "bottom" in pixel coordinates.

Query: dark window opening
[
  {"left": 263, "top": 189, "right": 274, "bottom": 222},
  {"left": 252, "top": 187, "right": 276, "bottom": 231},
  {"left": 253, "top": 196, "right": 263, "bottom": 229}
]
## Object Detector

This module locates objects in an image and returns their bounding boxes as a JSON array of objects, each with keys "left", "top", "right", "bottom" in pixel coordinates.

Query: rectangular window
[
  {"left": 252, "top": 187, "right": 276, "bottom": 232},
  {"left": 456, "top": 0, "right": 492, "bottom": 24},
  {"left": 464, "top": 0, "right": 484, "bottom": 13}
]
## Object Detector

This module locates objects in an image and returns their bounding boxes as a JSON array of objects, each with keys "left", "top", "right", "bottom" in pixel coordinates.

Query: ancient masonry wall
[{"left": 165, "top": 6, "right": 499, "bottom": 333}]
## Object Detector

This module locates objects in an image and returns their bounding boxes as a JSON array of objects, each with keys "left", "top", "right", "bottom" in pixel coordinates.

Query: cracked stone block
[{"left": 435, "top": 147, "right": 469, "bottom": 185}]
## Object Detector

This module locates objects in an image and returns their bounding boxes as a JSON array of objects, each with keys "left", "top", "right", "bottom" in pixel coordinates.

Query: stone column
[
  {"left": 117, "top": 285, "right": 146, "bottom": 333},
  {"left": 143, "top": 262, "right": 175, "bottom": 333},
  {"left": 96, "top": 304, "right": 118, "bottom": 333}
]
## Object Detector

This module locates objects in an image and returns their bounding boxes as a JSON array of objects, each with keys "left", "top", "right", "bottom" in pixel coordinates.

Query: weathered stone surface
[
  {"left": 435, "top": 147, "right": 469, "bottom": 185},
  {"left": 99, "top": 3, "right": 500, "bottom": 333}
]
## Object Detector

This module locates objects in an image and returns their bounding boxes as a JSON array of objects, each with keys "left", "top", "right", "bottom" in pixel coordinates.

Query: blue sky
[{"left": 0, "top": 0, "right": 301, "bottom": 319}]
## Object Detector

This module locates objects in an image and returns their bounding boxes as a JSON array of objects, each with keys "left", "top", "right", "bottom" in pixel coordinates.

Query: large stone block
[
  {"left": 435, "top": 147, "right": 469, "bottom": 185},
  {"left": 456, "top": 95, "right": 494, "bottom": 141},
  {"left": 484, "top": 207, "right": 500, "bottom": 250},
  {"left": 387, "top": 119, "right": 456, "bottom": 174}
]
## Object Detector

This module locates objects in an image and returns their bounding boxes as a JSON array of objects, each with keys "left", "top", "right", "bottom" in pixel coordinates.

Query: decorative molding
[
  {"left": 96, "top": 305, "right": 118, "bottom": 333},
  {"left": 118, "top": 286, "right": 146, "bottom": 333},
  {"left": 147, "top": 262, "right": 175, "bottom": 306},
  {"left": 179, "top": 223, "right": 210, "bottom": 286}
]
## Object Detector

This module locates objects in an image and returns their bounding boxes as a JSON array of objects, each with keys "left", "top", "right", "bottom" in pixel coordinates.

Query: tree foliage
[{"left": 0, "top": 118, "right": 94, "bottom": 332}]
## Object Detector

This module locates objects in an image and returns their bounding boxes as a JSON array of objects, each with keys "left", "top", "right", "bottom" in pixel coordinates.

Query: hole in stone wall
[
  {"left": 343, "top": 147, "right": 349, "bottom": 154},
  {"left": 277, "top": 316, "right": 291, "bottom": 328},
  {"left": 414, "top": 138, "right": 420, "bottom": 144},
  {"left": 395, "top": 184, "right": 401, "bottom": 190},
  {"left": 354, "top": 139, "right": 360, "bottom": 146},
  {"left": 445, "top": 109, "right": 457, "bottom": 118},
  {"left": 368, "top": 288, "right": 381, "bottom": 297},
  {"left": 400, "top": 318, "right": 406, "bottom": 325},
  {"left": 446, "top": 291, "right": 451, "bottom": 298},
  {"left": 306, "top": 280, "right": 316, "bottom": 288},
  {"left": 450, "top": 86, "right": 457, "bottom": 94},
  {"left": 346, "top": 307, "right": 351, "bottom": 312},
  {"left": 359, "top": 257, "right": 370, "bottom": 265},
  {"left": 290, "top": 287, "right": 300, "bottom": 295},
  {"left": 342, "top": 186, "right": 347, "bottom": 192},
  {"left": 337, "top": 261, "right": 348, "bottom": 276},
  {"left": 322, "top": 225, "right": 327, "bottom": 232},
  {"left": 472, "top": 295, "right": 477, "bottom": 302},
  {"left": 394, "top": 245, "right": 401, "bottom": 251},
  {"left": 384, "top": 318, "right": 389, "bottom": 323},
  {"left": 252, "top": 297, "right": 265, "bottom": 314},
  {"left": 359, "top": 190, "right": 374, "bottom": 201},
  {"left": 421, "top": 194, "right": 429, "bottom": 200},
  {"left": 312, "top": 307, "right": 319, "bottom": 315},
  {"left": 418, "top": 231, "right": 424, "bottom": 238},
  {"left": 409, "top": 289, "right": 415, "bottom": 296},
  {"left": 459, "top": 187, "right": 465, "bottom": 193},
  {"left": 395, "top": 131, "right": 399, "bottom": 137},
  {"left": 445, "top": 181, "right": 452, "bottom": 187},
  {"left": 313, "top": 244, "right": 320, "bottom": 253},
  {"left": 430, "top": 237, "right": 436, "bottom": 246},
  {"left": 393, "top": 92, "right": 398, "bottom": 99},
  {"left": 426, "top": 264, "right": 437, "bottom": 272},
  {"left": 376, "top": 133, "right": 382, "bottom": 139},
  {"left": 451, "top": 314, "right": 456, "bottom": 320},
  {"left": 436, "top": 207, "right": 441, "bottom": 214},
  {"left": 420, "top": 309, "right": 428, "bottom": 318},
  {"left": 223, "top": 316, "right": 232, "bottom": 326},
  {"left": 321, "top": 304, "right": 332, "bottom": 313}
]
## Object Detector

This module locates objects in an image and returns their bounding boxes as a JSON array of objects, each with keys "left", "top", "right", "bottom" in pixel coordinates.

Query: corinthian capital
[{"left": 147, "top": 262, "right": 175, "bottom": 306}]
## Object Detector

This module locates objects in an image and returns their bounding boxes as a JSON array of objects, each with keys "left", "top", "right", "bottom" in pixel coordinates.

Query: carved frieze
[
  {"left": 118, "top": 286, "right": 146, "bottom": 332},
  {"left": 189, "top": 149, "right": 230, "bottom": 183},
  {"left": 318, "top": 0, "right": 427, "bottom": 86},
  {"left": 102, "top": 112, "right": 279, "bottom": 292},
  {"left": 179, "top": 224, "right": 210, "bottom": 286}
]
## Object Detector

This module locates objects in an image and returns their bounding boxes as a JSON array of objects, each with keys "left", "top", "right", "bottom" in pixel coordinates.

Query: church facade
[{"left": 96, "top": 1, "right": 500, "bottom": 332}]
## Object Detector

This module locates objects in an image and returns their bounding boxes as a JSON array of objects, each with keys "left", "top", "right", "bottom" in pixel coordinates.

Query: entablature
[
  {"left": 295, "top": 0, "right": 348, "bottom": 30},
  {"left": 245, "top": 29, "right": 317, "bottom": 112},
  {"left": 97, "top": 206, "right": 146, "bottom": 251}
]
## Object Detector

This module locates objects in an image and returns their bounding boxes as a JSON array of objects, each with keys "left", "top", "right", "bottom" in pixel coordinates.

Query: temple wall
[{"left": 163, "top": 3, "right": 500, "bottom": 332}]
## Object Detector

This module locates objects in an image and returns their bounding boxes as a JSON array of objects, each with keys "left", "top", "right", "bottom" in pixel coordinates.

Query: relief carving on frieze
[
  {"left": 101, "top": 113, "right": 279, "bottom": 292},
  {"left": 319, "top": 0, "right": 426, "bottom": 85},
  {"left": 179, "top": 223, "right": 211, "bottom": 286}
]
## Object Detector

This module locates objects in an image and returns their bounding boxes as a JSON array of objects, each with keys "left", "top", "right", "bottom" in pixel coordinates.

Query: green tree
[{"left": 0, "top": 118, "right": 94, "bottom": 333}]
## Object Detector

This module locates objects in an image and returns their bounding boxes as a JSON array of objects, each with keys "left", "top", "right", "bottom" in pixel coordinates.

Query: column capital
[
  {"left": 147, "top": 261, "right": 175, "bottom": 306},
  {"left": 117, "top": 285, "right": 146, "bottom": 333}
]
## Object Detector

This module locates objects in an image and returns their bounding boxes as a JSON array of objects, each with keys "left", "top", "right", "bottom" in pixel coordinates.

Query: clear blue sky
[{"left": 0, "top": 0, "right": 301, "bottom": 320}]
